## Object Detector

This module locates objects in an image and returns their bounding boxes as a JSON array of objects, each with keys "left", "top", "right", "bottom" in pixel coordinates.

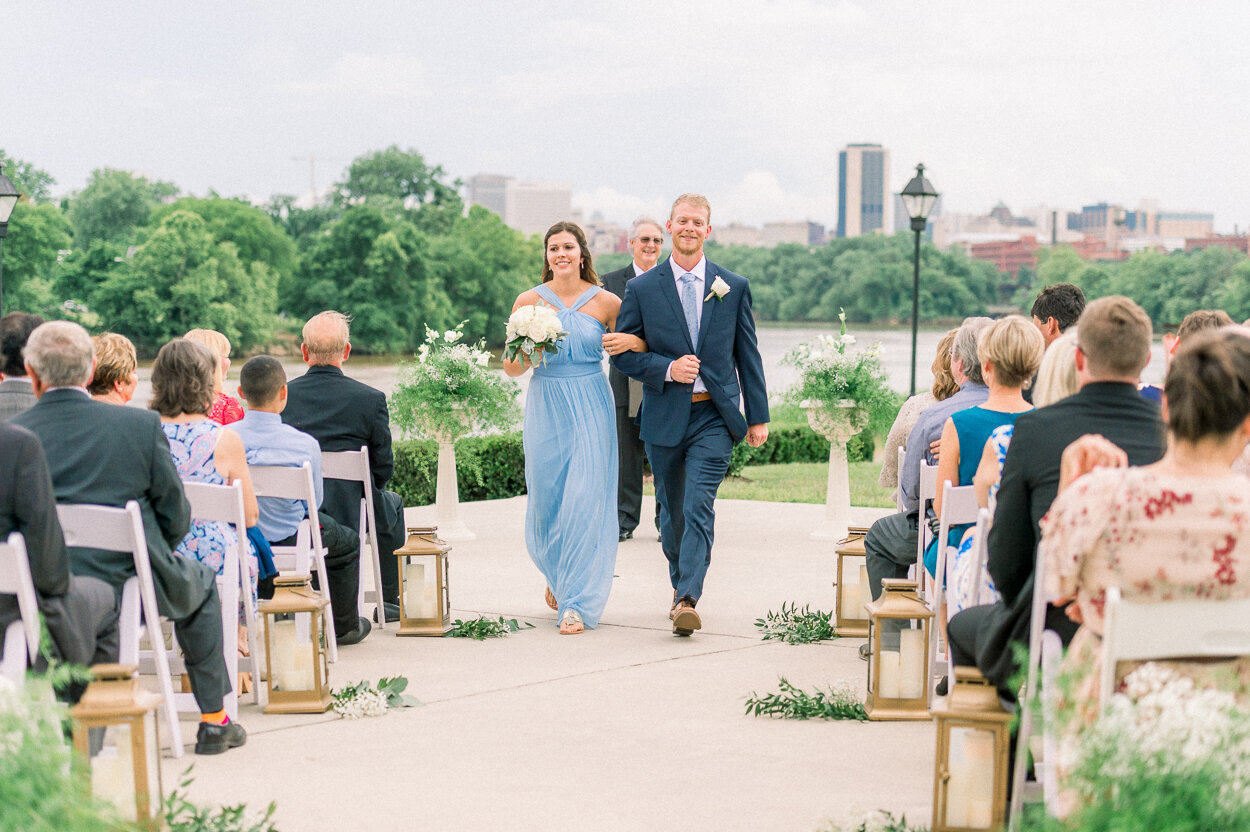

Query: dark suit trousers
[
  {"left": 948, "top": 600, "right": 1080, "bottom": 698},
  {"left": 864, "top": 511, "right": 919, "bottom": 601},
  {"left": 275, "top": 511, "right": 361, "bottom": 636},
  {"left": 168, "top": 582, "right": 230, "bottom": 714},
  {"left": 645, "top": 401, "right": 733, "bottom": 602},
  {"left": 615, "top": 405, "right": 648, "bottom": 534}
]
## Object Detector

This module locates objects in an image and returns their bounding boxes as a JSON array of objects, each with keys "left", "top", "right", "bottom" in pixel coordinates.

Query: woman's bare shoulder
[{"left": 513, "top": 289, "right": 541, "bottom": 310}]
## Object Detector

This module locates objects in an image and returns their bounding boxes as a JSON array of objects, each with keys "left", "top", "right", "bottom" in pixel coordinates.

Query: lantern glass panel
[
  {"left": 401, "top": 555, "right": 440, "bottom": 619},
  {"left": 837, "top": 552, "right": 869, "bottom": 622},
  {"left": 89, "top": 723, "right": 139, "bottom": 822},
  {"left": 941, "top": 726, "right": 997, "bottom": 829},
  {"left": 269, "top": 616, "right": 317, "bottom": 692},
  {"left": 875, "top": 619, "right": 927, "bottom": 699}
]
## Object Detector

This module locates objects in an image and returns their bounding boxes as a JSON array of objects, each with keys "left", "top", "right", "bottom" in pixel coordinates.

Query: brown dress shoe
[{"left": 672, "top": 601, "right": 701, "bottom": 636}]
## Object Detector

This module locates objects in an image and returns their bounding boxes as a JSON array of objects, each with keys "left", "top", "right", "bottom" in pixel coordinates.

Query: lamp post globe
[
  {"left": 0, "top": 163, "right": 22, "bottom": 317},
  {"left": 899, "top": 163, "right": 939, "bottom": 396}
]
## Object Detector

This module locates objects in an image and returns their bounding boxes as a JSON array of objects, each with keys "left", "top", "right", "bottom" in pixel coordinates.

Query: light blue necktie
[{"left": 680, "top": 272, "right": 699, "bottom": 346}]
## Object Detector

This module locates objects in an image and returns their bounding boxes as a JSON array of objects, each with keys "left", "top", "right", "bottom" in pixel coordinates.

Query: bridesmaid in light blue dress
[{"left": 504, "top": 222, "right": 646, "bottom": 634}]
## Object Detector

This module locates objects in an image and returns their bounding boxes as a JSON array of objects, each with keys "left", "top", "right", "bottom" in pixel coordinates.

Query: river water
[{"left": 132, "top": 324, "right": 1168, "bottom": 434}]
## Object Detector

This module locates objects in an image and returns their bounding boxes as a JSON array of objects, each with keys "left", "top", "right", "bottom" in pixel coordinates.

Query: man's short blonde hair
[
  {"left": 670, "top": 193, "right": 711, "bottom": 223},
  {"left": 303, "top": 311, "right": 351, "bottom": 364},
  {"left": 1077, "top": 296, "right": 1152, "bottom": 378},
  {"left": 88, "top": 332, "right": 138, "bottom": 396},
  {"left": 977, "top": 315, "right": 1045, "bottom": 389}
]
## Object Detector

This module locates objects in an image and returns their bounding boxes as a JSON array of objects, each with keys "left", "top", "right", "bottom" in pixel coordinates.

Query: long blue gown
[{"left": 523, "top": 284, "right": 619, "bottom": 628}]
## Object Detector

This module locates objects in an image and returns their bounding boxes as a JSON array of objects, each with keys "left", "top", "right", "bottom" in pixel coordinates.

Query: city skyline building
[
  {"left": 837, "top": 143, "right": 891, "bottom": 238},
  {"left": 466, "top": 174, "right": 572, "bottom": 236}
]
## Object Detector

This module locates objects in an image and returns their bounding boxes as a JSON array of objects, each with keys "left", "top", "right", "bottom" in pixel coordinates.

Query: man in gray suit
[
  {"left": 0, "top": 312, "right": 44, "bottom": 419},
  {"left": 13, "top": 321, "right": 246, "bottom": 754},
  {"left": 600, "top": 218, "right": 664, "bottom": 541}
]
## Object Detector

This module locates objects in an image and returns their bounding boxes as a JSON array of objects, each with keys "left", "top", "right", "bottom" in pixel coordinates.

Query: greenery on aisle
[
  {"left": 817, "top": 810, "right": 927, "bottom": 832},
  {"left": 754, "top": 603, "right": 838, "bottom": 644},
  {"left": 445, "top": 615, "right": 535, "bottom": 640},
  {"left": 744, "top": 677, "right": 867, "bottom": 721},
  {"left": 331, "top": 675, "right": 422, "bottom": 719}
]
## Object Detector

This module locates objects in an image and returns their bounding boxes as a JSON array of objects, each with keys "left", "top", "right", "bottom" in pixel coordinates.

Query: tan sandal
[
  {"left": 545, "top": 587, "right": 558, "bottom": 611},
  {"left": 559, "top": 609, "right": 584, "bottom": 635}
]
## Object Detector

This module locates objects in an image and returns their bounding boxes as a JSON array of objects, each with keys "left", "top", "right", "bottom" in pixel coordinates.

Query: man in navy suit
[{"left": 611, "top": 194, "right": 769, "bottom": 636}]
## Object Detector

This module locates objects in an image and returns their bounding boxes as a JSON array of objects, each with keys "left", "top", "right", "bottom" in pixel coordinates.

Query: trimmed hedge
[{"left": 392, "top": 425, "right": 874, "bottom": 506}]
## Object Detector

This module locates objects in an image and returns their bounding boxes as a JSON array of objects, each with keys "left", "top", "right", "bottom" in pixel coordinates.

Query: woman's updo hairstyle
[{"left": 1165, "top": 329, "right": 1250, "bottom": 442}]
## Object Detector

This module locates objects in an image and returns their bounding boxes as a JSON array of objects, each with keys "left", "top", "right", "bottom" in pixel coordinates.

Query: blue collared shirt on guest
[
  {"left": 231, "top": 410, "right": 324, "bottom": 542},
  {"left": 897, "top": 380, "right": 990, "bottom": 512}
]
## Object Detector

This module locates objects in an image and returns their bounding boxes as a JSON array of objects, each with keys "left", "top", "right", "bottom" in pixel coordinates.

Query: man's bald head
[{"left": 301, "top": 311, "right": 351, "bottom": 366}]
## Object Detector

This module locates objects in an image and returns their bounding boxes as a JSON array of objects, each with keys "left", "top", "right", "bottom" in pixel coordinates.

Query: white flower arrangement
[
  {"left": 505, "top": 302, "right": 568, "bottom": 366},
  {"left": 783, "top": 309, "right": 897, "bottom": 435}
]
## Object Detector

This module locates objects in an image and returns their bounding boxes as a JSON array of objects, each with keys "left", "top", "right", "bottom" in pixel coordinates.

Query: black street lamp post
[
  {"left": 0, "top": 164, "right": 21, "bottom": 317},
  {"left": 900, "top": 163, "right": 939, "bottom": 396}
]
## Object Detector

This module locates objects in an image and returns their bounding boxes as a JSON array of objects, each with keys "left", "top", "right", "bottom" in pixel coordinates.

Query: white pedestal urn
[
  {"left": 802, "top": 399, "right": 869, "bottom": 541},
  {"left": 419, "top": 404, "right": 477, "bottom": 542}
]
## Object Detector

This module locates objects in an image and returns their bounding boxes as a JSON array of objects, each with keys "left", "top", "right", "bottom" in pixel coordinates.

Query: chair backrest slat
[{"left": 0, "top": 532, "right": 41, "bottom": 658}]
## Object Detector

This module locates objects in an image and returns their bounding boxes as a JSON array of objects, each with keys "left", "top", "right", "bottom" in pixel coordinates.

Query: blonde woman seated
[
  {"left": 947, "top": 328, "right": 1081, "bottom": 615},
  {"left": 1042, "top": 329, "right": 1250, "bottom": 802},
  {"left": 878, "top": 328, "right": 959, "bottom": 500},
  {"left": 926, "top": 316, "right": 1044, "bottom": 592},
  {"left": 88, "top": 332, "right": 139, "bottom": 406},
  {"left": 185, "top": 328, "right": 244, "bottom": 425}
]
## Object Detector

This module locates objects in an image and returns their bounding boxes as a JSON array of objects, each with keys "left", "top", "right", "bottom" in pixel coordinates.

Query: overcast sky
[{"left": 6, "top": 1, "right": 1248, "bottom": 231}]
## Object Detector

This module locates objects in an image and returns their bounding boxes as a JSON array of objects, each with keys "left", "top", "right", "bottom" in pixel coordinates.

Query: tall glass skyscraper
[{"left": 836, "top": 143, "right": 891, "bottom": 238}]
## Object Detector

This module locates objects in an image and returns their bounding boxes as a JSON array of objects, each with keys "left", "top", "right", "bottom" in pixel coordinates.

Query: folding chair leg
[
  {"left": 240, "top": 568, "right": 262, "bottom": 707},
  {"left": 138, "top": 581, "right": 184, "bottom": 758},
  {"left": 315, "top": 549, "right": 338, "bottom": 664}
]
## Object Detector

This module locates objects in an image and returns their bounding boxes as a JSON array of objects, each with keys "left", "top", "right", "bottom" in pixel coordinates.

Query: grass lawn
[{"left": 644, "top": 461, "right": 895, "bottom": 508}]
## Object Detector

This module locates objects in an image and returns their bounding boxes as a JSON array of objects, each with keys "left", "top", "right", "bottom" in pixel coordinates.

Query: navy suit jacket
[{"left": 611, "top": 259, "right": 769, "bottom": 446}]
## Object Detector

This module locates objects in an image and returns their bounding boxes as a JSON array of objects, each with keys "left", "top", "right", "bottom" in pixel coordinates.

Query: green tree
[
  {"left": 67, "top": 167, "right": 179, "bottom": 246},
  {"left": 334, "top": 145, "right": 461, "bottom": 208},
  {"left": 0, "top": 150, "right": 56, "bottom": 203},
  {"left": 52, "top": 240, "right": 127, "bottom": 310},
  {"left": 151, "top": 196, "right": 296, "bottom": 282},
  {"left": 1, "top": 202, "right": 72, "bottom": 312},
  {"left": 91, "top": 210, "right": 276, "bottom": 352}
]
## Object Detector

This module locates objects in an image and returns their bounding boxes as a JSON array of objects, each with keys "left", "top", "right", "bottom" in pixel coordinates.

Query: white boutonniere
[{"left": 705, "top": 275, "right": 731, "bottom": 302}]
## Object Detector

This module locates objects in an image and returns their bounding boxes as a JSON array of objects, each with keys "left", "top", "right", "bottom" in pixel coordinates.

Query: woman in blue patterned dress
[
  {"left": 504, "top": 222, "right": 646, "bottom": 634},
  {"left": 151, "top": 339, "right": 260, "bottom": 639}
]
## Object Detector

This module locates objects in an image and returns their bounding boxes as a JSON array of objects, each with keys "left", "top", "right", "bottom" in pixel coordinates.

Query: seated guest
[
  {"left": 88, "top": 332, "right": 139, "bottom": 406},
  {"left": 12, "top": 321, "right": 246, "bottom": 754},
  {"left": 1042, "top": 329, "right": 1250, "bottom": 757},
  {"left": 0, "top": 312, "right": 45, "bottom": 419},
  {"left": 879, "top": 328, "right": 959, "bottom": 498},
  {"left": 931, "top": 316, "right": 1043, "bottom": 611},
  {"left": 862, "top": 318, "right": 992, "bottom": 612},
  {"left": 232, "top": 355, "right": 371, "bottom": 645},
  {"left": 1030, "top": 283, "right": 1085, "bottom": 348},
  {"left": 151, "top": 339, "right": 261, "bottom": 614},
  {"left": 947, "top": 297, "right": 1166, "bottom": 698},
  {"left": 282, "top": 311, "right": 407, "bottom": 623},
  {"left": 184, "top": 328, "right": 244, "bottom": 425},
  {"left": 1142, "top": 308, "right": 1234, "bottom": 402},
  {"left": 0, "top": 421, "right": 118, "bottom": 680},
  {"left": 949, "top": 327, "right": 1083, "bottom": 614}
]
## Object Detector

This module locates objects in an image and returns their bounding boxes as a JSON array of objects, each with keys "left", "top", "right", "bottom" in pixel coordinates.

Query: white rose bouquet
[{"left": 505, "top": 302, "right": 568, "bottom": 367}]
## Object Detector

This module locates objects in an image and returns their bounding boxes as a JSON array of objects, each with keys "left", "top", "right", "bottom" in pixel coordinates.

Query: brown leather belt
[{"left": 691, "top": 392, "right": 711, "bottom": 403}]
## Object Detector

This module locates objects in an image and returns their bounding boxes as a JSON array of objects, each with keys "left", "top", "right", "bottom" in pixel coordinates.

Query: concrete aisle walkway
[{"left": 169, "top": 497, "right": 936, "bottom": 832}]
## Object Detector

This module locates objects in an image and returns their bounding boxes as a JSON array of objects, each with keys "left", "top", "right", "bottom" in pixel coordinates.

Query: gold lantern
[
  {"left": 260, "top": 574, "right": 332, "bottom": 714},
  {"left": 69, "top": 663, "right": 164, "bottom": 829},
  {"left": 394, "top": 526, "right": 452, "bottom": 636},
  {"left": 833, "top": 528, "right": 871, "bottom": 636},
  {"left": 864, "top": 577, "right": 934, "bottom": 720},
  {"left": 932, "top": 668, "right": 1012, "bottom": 831}
]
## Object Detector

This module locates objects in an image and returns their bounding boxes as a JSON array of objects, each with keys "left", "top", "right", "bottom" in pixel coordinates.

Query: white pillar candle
[
  {"left": 92, "top": 727, "right": 137, "bottom": 821},
  {"left": 403, "top": 563, "right": 425, "bottom": 618},
  {"left": 270, "top": 619, "right": 297, "bottom": 684},
  {"left": 945, "top": 760, "right": 971, "bottom": 828},
  {"left": 416, "top": 582, "right": 439, "bottom": 619},
  {"left": 858, "top": 565, "right": 871, "bottom": 617},
  {"left": 898, "top": 628, "right": 926, "bottom": 699},
  {"left": 878, "top": 649, "right": 901, "bottom": 698},
  {"left": 840, "top": 581, "right": 860, "bottom": 620}
]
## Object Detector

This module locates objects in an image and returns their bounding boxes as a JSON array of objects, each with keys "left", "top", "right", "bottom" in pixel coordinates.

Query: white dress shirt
[{"left": 665, "top": 254, "right": 708, "bottom": 393}]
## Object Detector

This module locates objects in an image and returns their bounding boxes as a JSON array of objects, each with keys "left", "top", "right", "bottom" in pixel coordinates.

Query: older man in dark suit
[
  {"left": 947, "top": 296, "right": 1166, "bottom": 694},
  {"left": 600, "top": 217, "right": 664, "bottom": 542},
  {"left": 12, "top": 321, "right": 245, "bottom": 754},
  {"left": 281, "top": 311, "right": 406, "bottom": 630},
  {"left": 0, "top": 421, "right": 117, "bottom": 677},
  {"left": 0, "top": 312, "right": 44, "bottom": 420}
]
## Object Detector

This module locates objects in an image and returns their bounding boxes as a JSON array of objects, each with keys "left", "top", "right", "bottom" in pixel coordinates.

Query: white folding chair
[
  {"left": 1099, "top": 586, "right": 1250, "bottom": 702},
  {"left": 321, "top": 446, "right": 389, "bottom": 628},
  {"left": 0, "top": 532, "right": 40, "bottom": 683},
  {"left": 182, "top": 480, "right": 262, "bottom": 716},
  {"left": 912, "top": 461, "right": 939, "bottom": 592},
  {"left": 965, "top": 507, "right": 993, "bottom": 609},
  {"left": 248, "top": 462, "right": 338, "bottom": 662},
  {"left": 894, "top": 445, "right": 907, "bottom": 511},
  {"left": 929, "top": 482, "right": 980, "bottom": 705},
  {"left": 58, "top": 502, "right": 185, "bottom": 758},
  {"left": 1008, "top": 545, "right": 1061, "bottom": 829}
]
